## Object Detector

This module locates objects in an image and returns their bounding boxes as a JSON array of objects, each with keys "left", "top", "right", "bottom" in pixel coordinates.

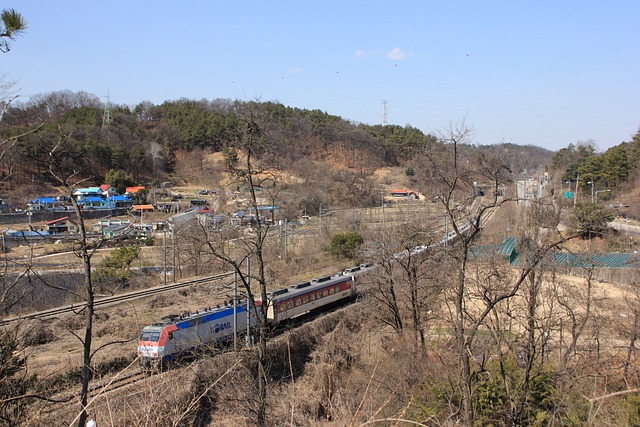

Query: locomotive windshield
[{"left": 140, "top": 330, "right": 161, "bottom": 342}]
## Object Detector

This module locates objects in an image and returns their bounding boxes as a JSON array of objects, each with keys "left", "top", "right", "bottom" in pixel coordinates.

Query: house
[
  {"left": 78, "top": 194, "right": 133, "bottom": 210},
  {"left": 108, "top": 195, "right": 133, "bottom": 209},
  {"left": 229, "top": 210, "right": 257, "bottom": 226},
  {"left": 131, "top": 223, "right": 153, "bottom": 238},
  {"left": 152, "top": 221, "right": 169, "bottom": 231},
  {"left": 388, "top": 189, "right": 420, "bottom": 201},
  {"left": 46, "top": 216, "right": 79, "bottom": 234},
  {"left": 390, "top": 189, "right": 409, "bottom": 198},
  {"left": 156, "top": 201, "right": 181, "bottom": 213},
  {"left": 125, "top": 186, "right": 146, "bottom": 196},
  {"left": 190, "top": 199, "right": 208, "bottom": 207},
  {"left": 78, "top": 196, "right": 105, "bottom": 209},
  {"left": 131, "top": 205, "right": 155, "bottom": 219},
  {"left": 252, "top": 205, "right": 280, "bottom": 224},
  {"left": 73, "top": 187, "right": 103, "bottom": 199},
  {"left": 99, "top": 184, "right": 115, "bottom": 195},
  {"left": 100, "top": 223, "right": 132, "bottom": 239},
  {"left": 29, "top": 197, "right": 62, "bottom": 211},
  {"left": 131, "top": 204, "right": 154, "bottom": 213},
  {"left": 93, "top": 219, "right": 132, "bottom": 233},
  {"left": 0, "top": 199, "right": 14, "bottom": 213},
  {"left": 72, "top": 185, "right": 117, "bottom": 200}
]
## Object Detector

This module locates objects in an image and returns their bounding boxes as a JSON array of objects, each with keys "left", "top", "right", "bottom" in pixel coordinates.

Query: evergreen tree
[{"left": 0, "top": 9, "right": 27, "bottom": 53}]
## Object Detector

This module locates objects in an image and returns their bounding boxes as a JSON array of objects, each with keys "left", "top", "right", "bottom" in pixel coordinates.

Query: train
[
  {"left": 137, "top": 267, "right": 373, "bottom": 365},
  {"left": 137, "top": 301, "right": 259, "bottom": 365},
  {"left": 137, "top": 221, "right": 472, "bottom": 366}
]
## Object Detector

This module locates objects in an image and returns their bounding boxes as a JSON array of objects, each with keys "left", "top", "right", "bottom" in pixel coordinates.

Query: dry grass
[
  {"left": 18, "top": 265, "right": 638, "bottom": 426},
  {"left": 8, "top": 194, "right": 640, "bottom": 425}
]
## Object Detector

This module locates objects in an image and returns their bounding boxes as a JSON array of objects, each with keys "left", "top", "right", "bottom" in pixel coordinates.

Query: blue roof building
[{"left": 30, "top": 197, "right": 57, "bottom": 205}]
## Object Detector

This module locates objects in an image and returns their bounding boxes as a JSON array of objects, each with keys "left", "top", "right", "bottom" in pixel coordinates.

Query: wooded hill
[{"left": 2, "top": 90, "right": 557, "bottom": 211}]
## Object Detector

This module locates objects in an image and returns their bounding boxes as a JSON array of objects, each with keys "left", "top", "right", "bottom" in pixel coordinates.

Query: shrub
[
  {"left": 326, "top": 232, "right": 364, "bottom": 260},
  {"left": 22, "top": 327, "right": 55, "bottom": 346}
]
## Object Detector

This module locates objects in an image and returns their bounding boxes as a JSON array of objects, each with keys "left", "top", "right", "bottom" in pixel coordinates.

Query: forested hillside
[{"left": 1, "top": 91, "right": 555, "bottom": 212}]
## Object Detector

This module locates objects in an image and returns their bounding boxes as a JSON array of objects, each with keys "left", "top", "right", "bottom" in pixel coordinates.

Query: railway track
[
  {"left": 0, "top": 272, "right": 234, "bottom": 325},
  {"left": 34, "top": 359, "right": 152, "bottom": 420}
]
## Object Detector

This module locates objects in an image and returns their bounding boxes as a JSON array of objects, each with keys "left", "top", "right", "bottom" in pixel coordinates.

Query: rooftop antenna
[{"left": 381, "top": 99, "right": 388, "bottom": 125}]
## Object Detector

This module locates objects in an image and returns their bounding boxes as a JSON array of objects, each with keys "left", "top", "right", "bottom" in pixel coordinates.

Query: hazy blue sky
[{"left": 2, "top": 1, "right": 638, "bottom": 151}]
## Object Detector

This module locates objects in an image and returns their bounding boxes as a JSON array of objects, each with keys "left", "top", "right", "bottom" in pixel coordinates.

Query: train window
[
  {"left": 279, "top": 304, "right": 286, "bottom": 312},
  {"left": 323, "top": 290, "right": 328, "bottom": 297},
  {"left": 335, "top": 286, "right": 340, "bottom": 292},
  {"left": 140, "top": 331, "right": 161, "bottom": 342},
  {"left": 296, "top": 298, "right": 301, "bottom": 306},
  {"left": 317, "top": 292, "right": 322, "bottom": 299},
  {"left": 303, "top": 296, "right": 308, "bottom": 304},
  {"left": 310, "top": 294, "right": 315, "bottom": 301},
  {"left": 288, "top": 301, "right": 294, "bottom": 309},
  {"left": 329, "top": 288, "right": 335, "bottom": 295}
]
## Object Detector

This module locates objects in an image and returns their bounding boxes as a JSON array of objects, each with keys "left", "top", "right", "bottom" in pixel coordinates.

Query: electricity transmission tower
[{"left": 381, "top": 99, "right": 388, "bottom": 125}]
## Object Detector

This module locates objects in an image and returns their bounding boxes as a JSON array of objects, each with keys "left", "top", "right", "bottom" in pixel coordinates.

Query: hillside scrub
[{"left": 59, "top": 262, "right": 640, "bottom": 426}]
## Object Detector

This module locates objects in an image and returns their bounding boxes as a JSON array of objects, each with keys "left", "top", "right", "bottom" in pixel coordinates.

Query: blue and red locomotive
[{"left": 138, "top": 271, "right": 368, "bottom": 365}]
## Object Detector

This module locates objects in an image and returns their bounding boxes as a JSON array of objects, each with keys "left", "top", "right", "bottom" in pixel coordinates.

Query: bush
[
  {"left": 326, "top": 231, "right": 364, "bottom": 260},
  {"left": 22, "top": 327, "right": 55, "bottom": 346}
]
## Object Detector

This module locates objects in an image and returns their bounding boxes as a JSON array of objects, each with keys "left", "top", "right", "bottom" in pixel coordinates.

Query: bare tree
[
  {"left": 0, "top": 124, "right": 99, "bottom": 425},
  {"left": 479, "top": 199, "right": 567, "bottom": 424},
  {"left": 44, "top": 132, "right": 106, "bottom": 426},
  {"left": 201, "top": 108, "right": 278, "bottom": 426},
  {"left": 622, "top": 280, "right": 640, "bottom": 387},
  {"left": 368, "top": 248, "right": 403, "bottom": 334},
  {"left": 0, "top": 47, "right": 52, "bottom": 423},
  {"left": 391, "top": 219, "right": 440, "bottom": 353},
  {"left": 418, "top": 122, "right": 580, "bottom": 425},
  {"left": 0, "top": 258, "right": 41, "bottom": 426},
  {"left": 555, "top": 266, "right": 598, "bottom": 368}
]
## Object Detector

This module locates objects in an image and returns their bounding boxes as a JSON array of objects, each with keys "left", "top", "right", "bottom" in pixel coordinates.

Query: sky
[{"left": 1, "top": 1, "right": 639, "bottom": 152}]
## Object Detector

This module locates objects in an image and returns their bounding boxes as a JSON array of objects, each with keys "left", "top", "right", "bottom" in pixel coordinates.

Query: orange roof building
[
  {"left": 125, "top": 186, "right": 146, "bottom": 194},
  {"left": 131, "top": 204, "right": 154, "bottom": 212}
]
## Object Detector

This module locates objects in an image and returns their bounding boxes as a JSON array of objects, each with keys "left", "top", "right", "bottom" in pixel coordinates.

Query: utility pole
[
  {"left": 233, "top": 271, "right": 238, "bottom": 351},
  {"left": 246, "top": 257, "right": 251, "bottom": 347},
  {"left": 163, "top": 227, "right": 167, "bottom": 286},
  {"left": 444, "top": 214, "right": 449, "bottom": 248},
  {"left": 284, "top": 220, "right": 288, "bottom": 260},
  {"left": 171, "top": 224, "right": 176, "bottom": 282}
]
